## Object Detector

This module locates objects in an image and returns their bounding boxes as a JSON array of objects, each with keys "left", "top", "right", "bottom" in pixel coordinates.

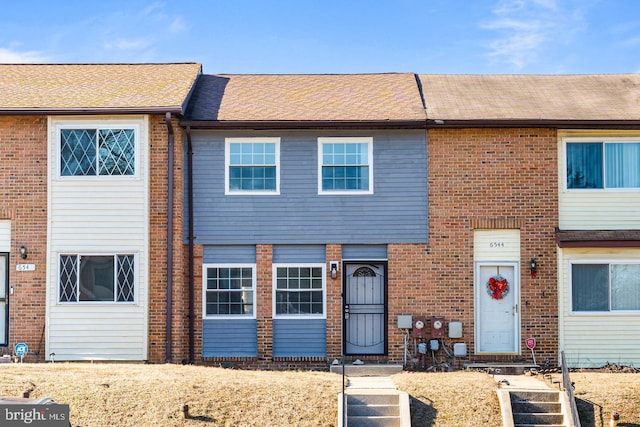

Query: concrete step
[
  {"left": 510, "top": 390, "right": 560, "bottom": 403},
  {"left": 510, "top": 390, "right": 565, "bottom": 426},
  {"left": 512, "top": 401, "right": 562, "bottom": 413},
  {"left": 349, "top": 403, "right": 400, "bottom": 417},
  {"left": 331, "top": 364, "right": 403, "bottom": 377},
  {"left": 347, "top": 394, "right": 399, "bottom": 406},
  {"left": 514, "top": 425, "right": 565, "bottom": 427},
  {"left": 346, "top": 415, "right": 401, "bottom": 427},
  {"left": 513, "top": 412, "right": 565, "bottom": 425}
]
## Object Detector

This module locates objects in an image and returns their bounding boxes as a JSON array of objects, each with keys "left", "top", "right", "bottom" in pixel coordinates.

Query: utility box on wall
[
  {"left": 448, "top": 321, "right": 463, "bottom": 338},
  {"left": 397, "top": 315, "right": 413, "bottom": 329}
]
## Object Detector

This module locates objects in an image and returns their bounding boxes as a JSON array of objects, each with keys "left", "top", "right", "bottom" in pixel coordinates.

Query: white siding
[
  {"left": 558, "top": 131, "right": 640, "bottom": 230},
  {"left": 0, "top": 221, "right": 10, "bottom": 252},
  {"left": 558, "top": 247, "right": 640, "bottom": 368},
  {"left": 474, "top": 229, "right": 520, "bottom": 262},
  {"left": 46, "top": 116, "right": 149, "bottom": 361}
]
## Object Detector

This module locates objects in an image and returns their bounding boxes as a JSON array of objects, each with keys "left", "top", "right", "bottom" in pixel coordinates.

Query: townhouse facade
[
  {"left": 1, "top": 65, "right": 638, "bottom": 368},
  {"left": 0, "top": 63, "right": 201, "bottom": 363}
]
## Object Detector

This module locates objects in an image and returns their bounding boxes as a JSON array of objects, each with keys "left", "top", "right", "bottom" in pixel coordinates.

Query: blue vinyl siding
[
  {"left": 342, "top": 245, "right": 387, "bottom": 260},
  {"left": 202, "top": 319, "right": 257, "bottom": 357},
  {"left": 203, "top": 245, "right": 256, "bottom": 264},
  {"left": 273, "top": 245, "right": 325, "bottom": 263},
  {"left": 273, "top": 319, "right": 326, "bottom": 357},
  {"left": 189, "top": 130, "right": 427, "bottom": 245}
]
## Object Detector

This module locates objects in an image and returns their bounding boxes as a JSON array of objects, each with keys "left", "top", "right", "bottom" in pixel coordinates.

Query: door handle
[
  {"left": 513, "top": 304, "right": 518, "bottom": 315},
  {"left": 344, "top": 305, "right": 350, "bottom": 320}
]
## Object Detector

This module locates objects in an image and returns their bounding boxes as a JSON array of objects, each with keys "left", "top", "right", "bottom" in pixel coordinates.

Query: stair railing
[{"left": 561, "top": 350, "right": 581, "bottom": 427}]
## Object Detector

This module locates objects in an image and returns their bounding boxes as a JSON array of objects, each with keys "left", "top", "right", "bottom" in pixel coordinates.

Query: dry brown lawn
[{"left": 0, "top": 364, "right": 638, "bottom": 427}]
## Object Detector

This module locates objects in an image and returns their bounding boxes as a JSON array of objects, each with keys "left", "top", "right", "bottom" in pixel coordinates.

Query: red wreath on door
[{"left": 487, "top": 275, "right": 509, "bottom": 300}]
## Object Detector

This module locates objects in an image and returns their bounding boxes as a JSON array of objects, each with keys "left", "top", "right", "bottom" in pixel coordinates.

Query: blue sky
[{"left": 1, "top": 0, "right": 639, "bottom": 74}]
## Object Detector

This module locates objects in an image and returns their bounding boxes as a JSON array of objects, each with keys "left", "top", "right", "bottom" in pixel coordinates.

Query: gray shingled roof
[
  {"left": 418, "top": 74, "right": 640, "bottom": 121},
  {"left": 185, "top": 73, "right": 426, "bottom": 122},
  {"left": 0, "top": 63, "right": 202, "bottom": 113}
]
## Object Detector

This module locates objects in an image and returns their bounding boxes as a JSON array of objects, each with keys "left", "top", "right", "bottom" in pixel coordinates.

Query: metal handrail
[{"left": 561, "top": 351, "right": 581, "bottom": 427}]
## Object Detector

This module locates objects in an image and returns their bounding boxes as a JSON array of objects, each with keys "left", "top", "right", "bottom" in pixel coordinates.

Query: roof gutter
[
  {"left": 0, "top": 107, "right": 185, "bottom": 115},
  {"left": 165, "top": 112, "right": 174, "bottom": 364},
  {"left": 179, "top": 119, "right": 427, "bottom": 130},
  {"left": 426, "top": 119, "right": 640, "bottom": 129}
]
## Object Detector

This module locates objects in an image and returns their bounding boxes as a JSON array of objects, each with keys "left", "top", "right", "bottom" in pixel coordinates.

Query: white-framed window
[
  {"left": 318, "top": 137, "right": 373, "bottom": 195},
  {"left": 225, "top": 138, "right": 280, "bottom": 195},
  {"left": 58, "top": 125, "right": 139, "bottom": 177},
  {"left": 571, "top": 261, "right": 640, "bottom": 312},
  {"left": 58, "top": 254, "right": 136, "bottom": 303},
  {"left": 564, "top": 137, "right": 640, "bottom": 190},
  {"left": 273, "top": 264, "right": 326, "bottom": 319},
  {"left": 203, "top": 264, "right": 256, "bottom": 318}
]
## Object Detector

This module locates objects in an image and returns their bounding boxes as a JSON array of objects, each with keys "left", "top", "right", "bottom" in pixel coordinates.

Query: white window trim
[
  {"left": 568, "top": 259, "right": 640, "bottom": 315},
  {"left": 225, "top": 137, "right": 281, "bottom": 195},
  {"left": 272, "top": 263, "right": 326, "bottom": 320},
  {"left": 55, "top": 120, "right": 142, "bottom": 180},
  {"left": 202, "top": 263, "right": 257, "bottom": 319},
  {"left": 562, "top": 136, "right": 640, "bottom": 193},
  {"left": 317, "top": 137, "right": 374, "bottom": 195},
  {"left": 57, "top": 252, "right": 137, "bottom": 305}
]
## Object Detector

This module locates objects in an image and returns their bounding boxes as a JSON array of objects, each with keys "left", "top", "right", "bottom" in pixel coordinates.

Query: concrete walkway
[{"left": 492, "top": 373, "right": 555, "bottom": 390}]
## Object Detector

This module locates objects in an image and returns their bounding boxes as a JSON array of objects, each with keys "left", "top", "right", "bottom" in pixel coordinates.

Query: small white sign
[{"left": 16, "top": 264, "right": 36, "bottom": 271}]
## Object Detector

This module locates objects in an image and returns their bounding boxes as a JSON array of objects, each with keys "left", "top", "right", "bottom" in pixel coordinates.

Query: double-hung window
[
  {"left": 225, "top": 138, "right": 280, "bottom": 195},
  {"left": 318, "top": 137, "right": 373, "bottom": 194},
  {"left": 60, "top": 127, "right": 137, "bottom": 177},
  {"left": 273, "top": 264, "right": 325, "bottom": 318},
  {"left": 571, "top": 262, "right": 640, "bottom": 312},
  {"left": 565, "top": 139, "right": 640, "bottom": 189},
  {"left": 59, "top": 254, "right": 135, "bottom": 303},
  {"left": 203, "top": 265, "right": 255, "bottom": 317}
]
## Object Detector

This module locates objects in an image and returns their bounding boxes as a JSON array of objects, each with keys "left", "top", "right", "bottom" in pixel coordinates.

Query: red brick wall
[
  {"left": 148, "top": 114, "right": 186, "bottom": 363},
  {"left": 0, "top": 116, "right": 48, "bottom": 360},
  {"left": 423, "top": 128, "right": 559, "bottom": 362}
]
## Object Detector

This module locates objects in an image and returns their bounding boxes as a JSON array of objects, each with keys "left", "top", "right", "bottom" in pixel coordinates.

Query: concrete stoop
[
  {"left": 330, "top": 363, "right": 404, "bottom": 377},
  {"left": 338, "top": 391, "right": 410, "bottom": 427},
  {"left": 498, "top": 389, "right": 574, "bottom": 427},
  {"left": 336, "top": 368, "right": 410, "bottom": 427}
]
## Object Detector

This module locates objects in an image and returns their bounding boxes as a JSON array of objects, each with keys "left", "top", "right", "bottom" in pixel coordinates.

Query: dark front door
[
  {"left": 344, "top": 262, "right": 387, "bottom": 355},
  {"left": 0, "top": 254, "right": 8, "bottom": 346}
]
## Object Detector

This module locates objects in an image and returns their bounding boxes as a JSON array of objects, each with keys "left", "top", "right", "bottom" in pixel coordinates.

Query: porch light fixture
[
  {"left": 330, "top": 261, "right": 339, "bottom": 280},
  {"left": 19, "top": 245, "right": 27, "bottom": 259},
  {"left": 530, "top": 258, "right": 537, "bottom": 278}
]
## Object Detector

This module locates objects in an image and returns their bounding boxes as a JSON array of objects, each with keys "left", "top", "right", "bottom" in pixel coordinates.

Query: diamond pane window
[
  {"left": 61, "top": 130, "right": 97, "bottom": 176},
  {"left": 61, "top": 128, "right": 135, "bottom": 176},
  {"left": 58, "top": 254, "right": 135, "bottom": 303},
  {"left": 274, "top": 265, "right": 324, "bottom": 316},
  {"left": 99, "top": 129, "right": 135, "bottom": 175},
  {"left": 117, "top": 255, "right": 135, "bottom": 302},
  {"left": 59, "top": 255, "right": 78, "bottom": 302}
]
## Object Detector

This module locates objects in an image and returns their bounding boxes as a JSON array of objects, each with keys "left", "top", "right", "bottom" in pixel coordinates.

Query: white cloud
[
  {"left": 169, "top": 16, "right": 186, "bottom": 34},
  {"left": 0, "top": 47, "right": 49, "bottom": 63},
  {"left": 104, "top": 38, "right": 152, "bottom": 51},
  {"left": 480, "top": 0, "right": 585, "bottom": 70}
]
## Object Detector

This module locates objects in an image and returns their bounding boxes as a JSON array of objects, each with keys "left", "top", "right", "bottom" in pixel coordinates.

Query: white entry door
[{"left": 476, "top": 263, "right": 519, "bottom": 354}]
